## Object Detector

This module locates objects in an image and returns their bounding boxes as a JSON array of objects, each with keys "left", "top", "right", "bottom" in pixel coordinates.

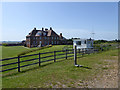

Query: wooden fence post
[
  {"left": 54, "top": 51, "right": 56, "bottom": 62},
  {"left": 79, "top": 49, "right": 80, "bottom": 54},
  {"left": 82, "top": 48, "right": 84, "bottom": 56},
  {"left": 93, "top": 48, "right": 95, "bottom": 53},
  {"left": 66, "top": 49, "right": 67, "bottom": 59},
  {"left": 18, "top": 56, "right": 20, "bottom": 72},
  {"left": 84, "top": 48, "right": 86, "bottom": 54},
  {"left": 39, "top": 53, "right": 41, "bottom": 66}
]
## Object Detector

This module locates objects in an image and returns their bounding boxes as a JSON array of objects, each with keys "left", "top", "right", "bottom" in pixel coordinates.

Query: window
[
  {"left": 40, "top": 37, "right": 41, "bottom": 39},
  {"left": 52, "top": 41, "right": 53, "bottom": 44},
  {"left": 45, "top": 37, "right": 47, "bottom": 40},
  {"left": 52, "top": 37, "right": 53, "bottom": 39},
  {"left": 76, "top": 41, "right": 81, "bottom": 45},
  {"left": 84, "top": 40, "right": 86, "bottom": 44},
  {"left": 39, "top": 41, "right": 41, "bottom": 44},
  {"left": 55, "top": 37, "right": 56, "bottom": 40},
  {"left": 55, "top": 41, "right": 56, "bottom": 44},
  {"left": 57, "top": 37, "right": 59, "bottom": 39},
  {"left": 26, "top": 37, "right": 30, "bottom": 40},
  {"left": 36, "top": 32, "right": 42, "bottom": 36},
  {"left": 33, "top": 41, "right": 35, "bottom": 45}
]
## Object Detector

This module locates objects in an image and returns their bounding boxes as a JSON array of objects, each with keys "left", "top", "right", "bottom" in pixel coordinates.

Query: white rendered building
[{"left": 73, "top": 38, "right": 94, "bottom": 49}]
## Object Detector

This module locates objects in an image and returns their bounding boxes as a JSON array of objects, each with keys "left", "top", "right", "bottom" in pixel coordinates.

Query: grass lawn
[
  {"left": 2, "top": 48, "right": 118, "bottom": 88},
  {"left": 1, "top": 45, "right": 68, "bottom": 59},
  {"left": 1, "top": 46, "right": 37, "bottom": 59},
  {"left": 1, "top": 45, "right": 72, "bottom": 74}
]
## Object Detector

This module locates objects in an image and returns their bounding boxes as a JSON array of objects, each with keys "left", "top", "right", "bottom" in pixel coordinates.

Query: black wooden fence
[{"left": 0, "top": 48, "right": 99, "bottom": 73}]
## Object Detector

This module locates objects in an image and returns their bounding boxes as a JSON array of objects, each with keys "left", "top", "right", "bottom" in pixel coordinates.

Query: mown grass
[
  {"left": 1, "top": 45, "right": 70, "bottom": 74},
  {"left": 1, "top": 45, "right": 68, "bottom": 58},
  {"left": 1, "top": 46, "right": 37, "bottom": 59},
  {"left": 2, "top": 48, "right": 118, "bottom": 88}
]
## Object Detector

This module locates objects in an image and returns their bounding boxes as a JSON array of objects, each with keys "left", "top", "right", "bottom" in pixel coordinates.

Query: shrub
[{"left": 2, "top": 43, "right": 8, "bottom": 46}]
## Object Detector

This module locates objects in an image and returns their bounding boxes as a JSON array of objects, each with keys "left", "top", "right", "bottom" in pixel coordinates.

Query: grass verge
[{"left": 2, "top": 49, "right": 118, "bottom": 88}]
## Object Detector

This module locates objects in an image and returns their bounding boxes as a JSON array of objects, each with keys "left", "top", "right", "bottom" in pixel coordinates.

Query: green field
[
  {"left": 1, "top": 46, "right": 37, "bottom": 59},
  {"left": 1, "top": 45, "right": 68, "bottom": 59},
  {"left": 1, "top": 45, "right": 73, "bottom": 74},
  {"left": 1, "top": 45, "right": 118, "bottom": 88}
]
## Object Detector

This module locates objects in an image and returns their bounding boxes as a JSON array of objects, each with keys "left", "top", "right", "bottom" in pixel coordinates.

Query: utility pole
[{"left": 91, "top": 26, "right": 95, "bottom": 39}]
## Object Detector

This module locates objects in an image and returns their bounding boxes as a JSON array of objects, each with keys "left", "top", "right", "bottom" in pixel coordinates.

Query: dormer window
[{"left": 36, "top": 31, "right": 42, "bottom": 36}]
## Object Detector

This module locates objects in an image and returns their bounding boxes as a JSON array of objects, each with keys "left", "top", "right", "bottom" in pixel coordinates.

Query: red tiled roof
[{"left": 26, "top": 28, "right": 59, "bottom": 37}]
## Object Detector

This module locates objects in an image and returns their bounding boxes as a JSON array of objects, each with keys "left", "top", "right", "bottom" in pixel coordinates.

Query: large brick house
[{"left": 26, "top": 27, "right": 66, "bottom": 48}]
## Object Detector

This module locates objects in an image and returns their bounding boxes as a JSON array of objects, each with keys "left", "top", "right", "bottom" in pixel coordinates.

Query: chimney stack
[
  {"left": 60, "top": 33, "right": 62, "bottom": 37},
  {"left": 34, "top": 27, "right": 36, "bottom": 30},
  {"left": 42, "top": 27, "right": 44, "bottom": 31},
  {"left": 50, "top": 27, "right": 52, "bottom": 30}
]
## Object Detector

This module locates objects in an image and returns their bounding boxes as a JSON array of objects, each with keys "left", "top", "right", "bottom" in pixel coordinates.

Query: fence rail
[{"left": 1, "top": 46, "right": 115, "bottom": 73}]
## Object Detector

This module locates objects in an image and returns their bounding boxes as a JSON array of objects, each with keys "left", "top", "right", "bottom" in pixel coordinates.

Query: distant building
[
  {"left": 26, "top": 27, "right": 66, "bottom": 48},
  {"left": 73, "top": 38, "right": 94, "bottom": 49}
]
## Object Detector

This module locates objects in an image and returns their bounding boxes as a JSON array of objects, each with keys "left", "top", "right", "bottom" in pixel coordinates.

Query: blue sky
[{"left": 2, "top": 2, "right": 118, "bottom": 41}]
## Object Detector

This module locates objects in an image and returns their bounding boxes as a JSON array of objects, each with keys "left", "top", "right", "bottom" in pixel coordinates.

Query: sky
[{"left": 1, "top": 2, "right": 118, "bottom": 41}]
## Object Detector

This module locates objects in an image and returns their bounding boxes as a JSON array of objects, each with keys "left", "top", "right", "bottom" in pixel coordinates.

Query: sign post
[
  {"left": 74, "top": 45, "right": 83, "bottom": 67},
  {"left": 74, "top": 45, "right": 77, "bottom": 65}
]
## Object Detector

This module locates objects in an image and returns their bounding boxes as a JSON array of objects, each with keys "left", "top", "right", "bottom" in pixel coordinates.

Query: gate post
[{"left": 74, "top": 45, "right": 77, "bottom": 65}]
